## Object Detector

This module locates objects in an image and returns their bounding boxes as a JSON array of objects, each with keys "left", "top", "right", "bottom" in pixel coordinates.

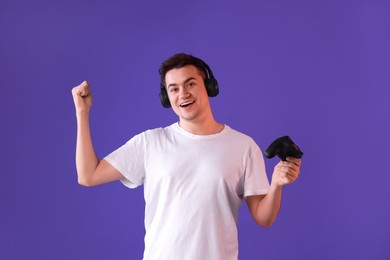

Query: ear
[
  {"left": 205, "top": 77, "right": 219, "bottom": 97},
  {"left": 159, "top": 83, "right": 171, "bottom": 108}
]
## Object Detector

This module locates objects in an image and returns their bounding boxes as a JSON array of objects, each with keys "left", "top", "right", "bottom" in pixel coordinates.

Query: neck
[{"left": 178, "top": 116, "right": 224, "bottom": 135}]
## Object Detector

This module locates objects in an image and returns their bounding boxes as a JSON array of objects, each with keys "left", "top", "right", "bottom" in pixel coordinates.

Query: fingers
[
  {"left": 72, "top": 80, "right": 90, "bottom": 97},
  {"left": 273, "top": 158, "right": 302, "bottom": 185},
  {"left": 286, "top": 156, "right": 302, "bottom": 167},
  {"left": 275, "top": 163, "right": 299, "bottom": 179},
  {"left": 71, "top": 80, "right": 92, "bottom": 113}
]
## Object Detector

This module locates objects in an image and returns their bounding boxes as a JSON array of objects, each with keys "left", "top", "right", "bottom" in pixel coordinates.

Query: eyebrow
[{"left": 167, "top": 77, "right": 196, "bottom": 89}]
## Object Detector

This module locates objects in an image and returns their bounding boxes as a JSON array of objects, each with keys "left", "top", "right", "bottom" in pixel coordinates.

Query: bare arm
[
  {"left": 246, "top": 157, "right": 302, "bottom": 227},
  {"left": 72, "top": 81, "right": 124, "bottom": 186}
]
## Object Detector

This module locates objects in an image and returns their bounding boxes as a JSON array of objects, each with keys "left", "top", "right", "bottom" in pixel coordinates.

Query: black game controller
[{"left": 264, "top": 136, "right": 303, "bottom": 161}]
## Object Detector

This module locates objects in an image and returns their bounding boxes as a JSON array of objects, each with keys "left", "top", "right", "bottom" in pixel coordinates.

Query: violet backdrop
[{"left": 1, "top": 0, "right": 389, "bottom": 259}]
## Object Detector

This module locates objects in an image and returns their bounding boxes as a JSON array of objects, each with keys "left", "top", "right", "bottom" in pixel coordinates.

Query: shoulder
[
  {"left": 220, "top": 125, "right": 263, "bottom": 158},
  {"left": 142, "top": 123, "right": 176, "bottom": 137},
  {"left": 131, "top": 123, "right": 177, "bottom": 144},
  {"left": 224, "top": 125, "right": 257, "bottom": 145}
]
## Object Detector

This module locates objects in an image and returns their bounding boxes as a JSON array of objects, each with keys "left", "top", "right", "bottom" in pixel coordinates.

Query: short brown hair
[{"left": 159, "top": 53, "right": 207, "bottom": 87}]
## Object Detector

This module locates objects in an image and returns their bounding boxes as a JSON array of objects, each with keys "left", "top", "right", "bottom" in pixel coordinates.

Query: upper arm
[{"left": 79, "top": 159, "right": 124, "bottom": 187}]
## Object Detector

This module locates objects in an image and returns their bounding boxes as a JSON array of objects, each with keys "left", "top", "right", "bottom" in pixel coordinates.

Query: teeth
[{"left": 180, "top": 101, "right": 194, "bottom": 107}]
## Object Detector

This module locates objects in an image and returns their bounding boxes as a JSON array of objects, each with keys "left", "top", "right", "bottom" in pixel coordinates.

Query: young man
[{"left": 71, "top": 53, "right": 301, "bottom": 260}]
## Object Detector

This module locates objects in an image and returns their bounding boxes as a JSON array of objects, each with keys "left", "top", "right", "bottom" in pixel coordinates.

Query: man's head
[{"left": 159, "top": 53, "right": 219, "bottom": 108}]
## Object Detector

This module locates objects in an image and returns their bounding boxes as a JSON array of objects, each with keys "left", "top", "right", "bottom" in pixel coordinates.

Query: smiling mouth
[{"left": 180, "top": 100, "right": 195, "bottom": 107}]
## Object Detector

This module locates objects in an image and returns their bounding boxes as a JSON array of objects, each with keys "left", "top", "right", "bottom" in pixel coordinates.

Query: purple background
[{"left": 1, "top": 0, "right": 389, "bottom": 259}]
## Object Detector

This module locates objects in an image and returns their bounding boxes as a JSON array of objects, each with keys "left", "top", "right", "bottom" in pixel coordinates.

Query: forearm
[
  {"left": 254, "top": 184, "right": 283, "bottom": 227},
  {"left": 248, "top": 157, "right": 301, "bottom": 227},
  {"left": 75, "top": 112, "right": 99, "bottom": 185}
]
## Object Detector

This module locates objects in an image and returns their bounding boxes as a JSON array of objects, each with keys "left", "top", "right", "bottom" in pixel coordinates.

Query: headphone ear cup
[
  {"left": 159, "top": 83, "right": 171, "bottom": 108},
  {"left": 205, "top": 77, "right": 219, "bottom": 97}
]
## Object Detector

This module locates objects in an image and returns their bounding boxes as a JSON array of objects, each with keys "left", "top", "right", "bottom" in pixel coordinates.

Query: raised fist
[{"left": 71, "top": 81, "right": 92, "bottom": 114}]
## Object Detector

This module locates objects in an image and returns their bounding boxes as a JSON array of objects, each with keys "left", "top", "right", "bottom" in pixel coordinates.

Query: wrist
[
  {"left": 76, "top": 110, "right": 90, "bottom": 121},
  {"left": 76, "top": 108, "right": 90, "bottom": 116},
  {"left": 270, "top": 181, "right": 283, "bottom": 191}
]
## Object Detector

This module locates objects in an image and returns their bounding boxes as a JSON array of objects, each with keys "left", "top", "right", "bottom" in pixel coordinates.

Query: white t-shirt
[{"left": 105, "top": 123, "right": 270, "bottom": 260}]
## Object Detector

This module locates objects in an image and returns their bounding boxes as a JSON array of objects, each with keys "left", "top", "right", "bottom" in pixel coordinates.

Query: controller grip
[{"left": 264, "top": 136, "right": 303, "bottom": 161}]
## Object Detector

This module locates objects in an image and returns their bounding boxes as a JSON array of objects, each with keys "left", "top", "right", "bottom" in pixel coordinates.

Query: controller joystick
[{"left": 264, "top": 136, "right": 303, "bottom": 161}]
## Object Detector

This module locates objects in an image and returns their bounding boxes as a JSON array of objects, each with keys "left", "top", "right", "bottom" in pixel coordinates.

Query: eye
[
  {"left": 169, "top": 87, "right": 179, "bottom": 93},
  {"left": 188, "top": 81, "right": 196, "bottom": 88}
]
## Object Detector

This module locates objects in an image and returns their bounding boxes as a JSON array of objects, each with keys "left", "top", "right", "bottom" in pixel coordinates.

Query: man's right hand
[{"left": 72, "top": 80, "right": 92, "bottom": 114}]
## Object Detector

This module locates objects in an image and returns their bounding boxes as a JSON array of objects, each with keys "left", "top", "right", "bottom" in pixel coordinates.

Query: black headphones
[{"left": 159, "top": 58, "right": 219, "bottom": 108}]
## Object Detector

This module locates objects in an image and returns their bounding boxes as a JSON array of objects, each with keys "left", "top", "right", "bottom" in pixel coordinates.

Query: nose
[{"left": 179, "top": 86, "right": 190, "bottom": 98}]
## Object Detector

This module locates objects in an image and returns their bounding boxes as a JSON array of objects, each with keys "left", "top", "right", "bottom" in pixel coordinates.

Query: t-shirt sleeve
[
  {"left": 104, "top": 133, "right": 146, "bottom": 189},
  {"left": 243, "top": 144, "right": 270, "bottom": 197}
]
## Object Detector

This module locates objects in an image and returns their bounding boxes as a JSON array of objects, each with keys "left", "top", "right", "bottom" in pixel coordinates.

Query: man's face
[{"left": 165, "top": 65, "right": 211, "bottom": 123}]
